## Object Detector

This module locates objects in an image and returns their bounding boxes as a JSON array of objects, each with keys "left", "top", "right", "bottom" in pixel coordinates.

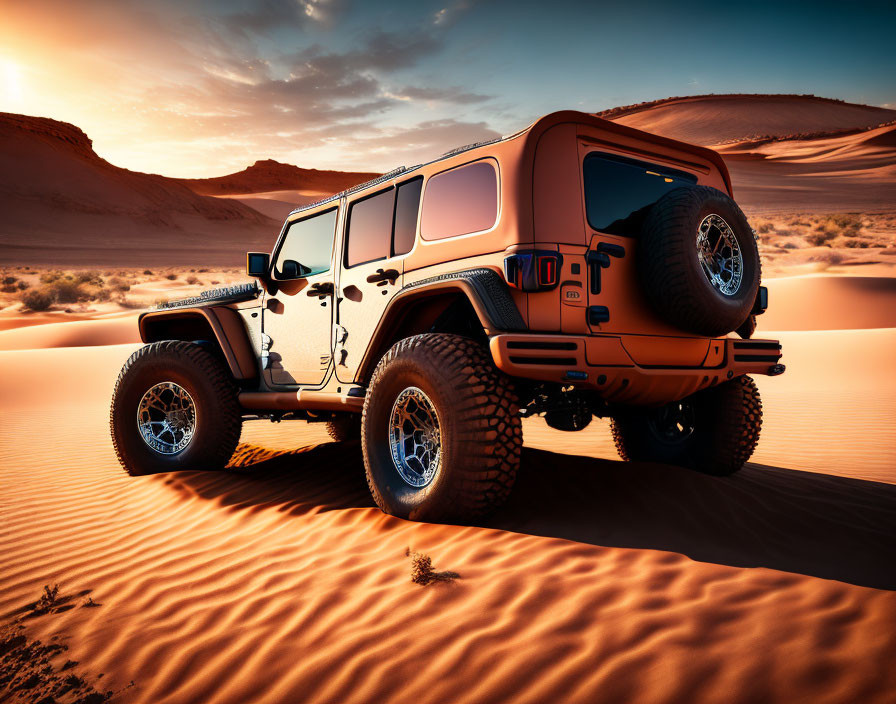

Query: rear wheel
[
  {"left": 110, "top": 341, "right": 242, "bottom": 475},
  {"left": 362, "top": 334, "right": 522, "bottom": 522},
  {"left": 611, "top": 375, "right": 762, "bottom": 476}
]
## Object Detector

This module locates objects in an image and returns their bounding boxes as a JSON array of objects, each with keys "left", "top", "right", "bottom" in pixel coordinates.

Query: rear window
[
  {"left": 583, "top": 152, "right": 698, "bottom": 237},
  {"left": 421, "top": 160, "right": 498, "bottom": 240}
]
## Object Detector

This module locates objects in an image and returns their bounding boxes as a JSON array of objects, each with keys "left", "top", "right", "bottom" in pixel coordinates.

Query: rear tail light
[{"left": 504, "top": 251, "right": 562, "bottom": 291}]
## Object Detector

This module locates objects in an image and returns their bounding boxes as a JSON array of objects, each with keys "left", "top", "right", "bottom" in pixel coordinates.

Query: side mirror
[
  {"left": 246, "top": 252, "right": 269, "bottom": 278},
  {"left": 278, "top": 259, "right": 311, "bottom": 280}
]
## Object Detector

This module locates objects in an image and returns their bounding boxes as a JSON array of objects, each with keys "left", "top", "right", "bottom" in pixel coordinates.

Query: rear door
[
  {"left": 335, "top": 177, "right": 423, "bottom": 382},
  {"left": 581, "top": 149, "right": 699, "bottom": 336}
]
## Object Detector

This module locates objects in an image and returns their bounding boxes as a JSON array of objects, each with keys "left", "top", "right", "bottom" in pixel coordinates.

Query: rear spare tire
[
  {"left": 639, "top": 186, "right": 760, "bottom": 337},
  {"left": 361, "top": 334, "right": 522, "bottom": 523}
]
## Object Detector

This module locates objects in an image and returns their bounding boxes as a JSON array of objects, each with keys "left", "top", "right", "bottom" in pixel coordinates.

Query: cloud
[{"left": 390, "top": 85, "right": 490, "bottom": 105}]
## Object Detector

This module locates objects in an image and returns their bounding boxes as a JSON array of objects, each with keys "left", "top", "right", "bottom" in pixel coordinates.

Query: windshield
[{"left": 583, "top": 152, "right": 698, "bottom": 237}]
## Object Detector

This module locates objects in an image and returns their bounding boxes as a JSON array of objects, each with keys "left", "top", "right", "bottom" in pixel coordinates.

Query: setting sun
[{"left": 2, "top": 60, "right": 23, "bottom": 107}]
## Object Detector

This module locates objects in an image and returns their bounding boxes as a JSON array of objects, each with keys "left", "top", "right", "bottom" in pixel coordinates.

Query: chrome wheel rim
[
  {"left": 389, "top": 386, "right": 441, "bottom": 488},
  {"left": 137, "top": 382, "right": 197, "bottom": 455},
  {"left": 647, "top": 399, "right": 696, "bottom": 444},
  {"left": 696, "top": 214, "right": 743, "bottom": 296}
]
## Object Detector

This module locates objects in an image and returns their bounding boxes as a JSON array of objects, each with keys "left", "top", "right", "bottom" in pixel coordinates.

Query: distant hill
[
  {"left": 0, "top": 113, "right": 279, "bottom": 266},
  {"left": 177, "top": 159, "right": 377, "bottom": 197},
  {"left": 598, "top": 95, "right": 896, "bottom": 211},
  {"left": 597, "top": 94, "right": 896, "bottom": 146}
]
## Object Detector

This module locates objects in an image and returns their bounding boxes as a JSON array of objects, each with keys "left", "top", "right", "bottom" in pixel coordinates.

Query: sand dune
[
  {"left": 602, "top": 94, "right": 896, "bottom": 146},
  {"left": 760, "top": 275, "right": 896, "bottom": 331},
  {"left": 0, "top": 315, "right": 140, "bottom": 350},
  {"left": 0, "top": 337, "right": 894, "bottom": 704}
]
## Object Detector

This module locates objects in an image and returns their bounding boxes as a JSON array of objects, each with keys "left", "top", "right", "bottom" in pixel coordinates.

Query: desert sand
[{"left": 1, "top": 272, "right": 895, "bottom": 703}]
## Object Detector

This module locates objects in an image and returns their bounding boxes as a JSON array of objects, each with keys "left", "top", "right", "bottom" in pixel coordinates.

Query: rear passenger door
[{"left": 336, "top": 177, "right": 422, "bottom": 383}]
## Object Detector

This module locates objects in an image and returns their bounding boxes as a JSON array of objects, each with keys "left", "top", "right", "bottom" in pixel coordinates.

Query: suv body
[{"left": 114, "top": 111, "right": 783, "bottom": 522}]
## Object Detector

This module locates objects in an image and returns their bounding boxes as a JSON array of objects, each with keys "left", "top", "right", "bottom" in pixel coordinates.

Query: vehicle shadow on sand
[{"left": 150, "top": 442, "right": 896, "bottom": 591}]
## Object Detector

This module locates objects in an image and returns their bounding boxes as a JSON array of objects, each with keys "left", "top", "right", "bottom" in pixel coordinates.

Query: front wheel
[
  {"left": 610, "top": 375, "right": 762, "bottom": 476},
  {"left": 110, "top": 341, "right": 243, "bottom": 475},
  {"left": 361, "top": 334, "right": 522, "bottom": 523}
]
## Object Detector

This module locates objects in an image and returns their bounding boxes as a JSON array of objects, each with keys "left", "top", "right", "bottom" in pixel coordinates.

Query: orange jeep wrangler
[{"left": 111, "top": 111, "right": 784, "bottom": 522}]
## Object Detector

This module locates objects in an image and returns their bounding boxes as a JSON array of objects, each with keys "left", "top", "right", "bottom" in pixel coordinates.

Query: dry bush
[
  {"left": 47, "top": 278, "right": 90, "bottom": 304},
  {"left": 39, "top": 270, "right": 63, "bottom": 284},
  {"left": 143, "top": 269, "right": 153, "bottom": 275},
  {"left": 108, "top": 276, "right": 131, "bottom": 293},
  {"left": 806, "top": 231, "right": 836, "bottom": 247},
  {"left": 20, "top": 288, "right": 55, "bottom": 311},
  {"left": 186, "top": 275, "right": 199, "bottom": 285},
  {"left": 74, "top": 270, "right": 103, "bottom": 286},
  {"left": 406, "top": 549, "right": 459, "bottom": 586},
  {"left": 2, "top": 275, "right": 17, "bottom": 286},
  {"left": 17, "top": 280, "right": 28, "bottom": 290},
  {"left": 166, "top": 273, "right": 178, "bottom": 280}
]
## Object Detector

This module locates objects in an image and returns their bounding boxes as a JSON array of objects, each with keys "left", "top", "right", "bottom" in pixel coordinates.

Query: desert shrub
[
  {"left": 17, "top": 280, "right": 29, "bottom": 290},
  {"left": 756, "top": 222, "right": 773, "bottom": 234},
  {"left": 197, "top": 268, "right": 209, "bottom": 273},
  {"left": 47, "top": 279, "right": 89, "bottom": 304},
  {"left": 143, "top": 269, "right": 153, "bottom": 275},
  {"left": 21, "top": 288, "right": 55, "bottom": 311},
  {"left": 2, "top": 276, "right": 17, "bottom": 285},
  {"left": 166, "top": 273, "right": 178, "bottom": 281},
  {"left": 210, "top": 280, "right": 220, "bottom": 285},
  {"left": 806, "top": 231, "right": 836, "bottom": 247},
  {"left": 39, "top": 270, "right": 63, "bottom": 284},
  {"left": 1, "top": 284, "right": 17, "bottom": 293},
  {"left": 108, "top": 276, "right": 131, "bottom": 292},
  {"left": 186, "top": 275, "right": 199, "bottom": 285},
  {"left": 94, "top": 288, "right": 112, "bottom": 301},
  {"left": 74, "top": 270, "right": 103, "bottom": 286}
]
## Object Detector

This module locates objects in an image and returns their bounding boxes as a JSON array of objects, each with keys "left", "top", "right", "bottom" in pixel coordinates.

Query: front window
[
  {"left": 420, "top": 160, "right": 498, "bottom": 240},
  {"left": 583, "top": 152, "right": 698, "bottom": 237},
  {"left": 273, "top": 207, "right": 338, "bottom": 279}
]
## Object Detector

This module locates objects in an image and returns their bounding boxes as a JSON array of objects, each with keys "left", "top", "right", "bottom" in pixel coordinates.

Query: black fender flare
[
  {"left": 138, "top": 306, "right": 258, "bottom": 381},
  {"left": 355, "top": 268, "right": 526, "bottom": 382}
]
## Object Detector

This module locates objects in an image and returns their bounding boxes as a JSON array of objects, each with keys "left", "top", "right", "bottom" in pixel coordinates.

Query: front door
[
  {"left": 336, "top": 177, "right": 422, "bottom": 382},
  {"left": 263, "top": 206, "right": 339, "bottom": 386}
]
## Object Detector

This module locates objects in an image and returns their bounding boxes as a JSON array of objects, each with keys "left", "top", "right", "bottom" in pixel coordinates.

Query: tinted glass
[
  {"left": 583, "top": 153, "right": 698, "bottom": 237},
  {"left": 421, "top": 160, "right": 498, "bottom": 240},
  {"left": 392, "top": 178, "right": 422, "bottom": 256},
  {"left": 346, "top": 188, "right": 394, "bottom": 267},
  {"left": 273, "top": 208, "right": 337, "bottom": 279}
]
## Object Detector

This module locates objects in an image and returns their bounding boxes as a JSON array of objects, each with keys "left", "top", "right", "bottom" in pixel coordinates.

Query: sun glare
[{"left": 2, "top": 60, "right": 24, "bottom": 107}]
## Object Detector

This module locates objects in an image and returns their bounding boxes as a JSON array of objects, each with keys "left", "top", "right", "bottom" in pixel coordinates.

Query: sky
[{"left": 1, "top": 0, "right": 894, "bottom": 177}]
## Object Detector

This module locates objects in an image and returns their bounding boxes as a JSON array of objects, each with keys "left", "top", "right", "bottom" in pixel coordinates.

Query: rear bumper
[{"left": 489, "top": 333, "right": 783, "bottom": 405}]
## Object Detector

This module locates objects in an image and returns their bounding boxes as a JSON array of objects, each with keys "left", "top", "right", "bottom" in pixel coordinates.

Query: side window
[
  {"left": 420, "top": 160, "right": 498, "bottom": 240},
  {"left": 346, "top": 188, "right": 394, "bottom": 268},
  {"left": 392, "top": 177, "right": 423, "bottom": 256},
  {"left": 273, "top": 208, "right": 337, "bottom": 279}
]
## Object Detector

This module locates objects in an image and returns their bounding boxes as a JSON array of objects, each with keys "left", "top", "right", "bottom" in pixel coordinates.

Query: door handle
[
  {"left": 306, "top": 281, "right": 334, "bottom": 297},
  {"left": 366, "top": 268, "right": 399, "bottom": 286}
]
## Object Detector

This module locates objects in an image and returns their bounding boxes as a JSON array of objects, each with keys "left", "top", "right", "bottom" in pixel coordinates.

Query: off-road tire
[
  {"left": 361, "top": 333, "right": 522, "bottom": 523},
  {"left": 326, "top": 413, "right": 361, "bottom": 443},
  {"left": 639, "top": 186, "right": 761, "bottom": 337},
  {"left": 736, "top": 314, "right": 758, "bottom": 339},
  {"left": 611, "top": 375, "right": 762, "bottom": 476},
  {"left": 110, "top": 341, "right": 242, "bottom": 475}
]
